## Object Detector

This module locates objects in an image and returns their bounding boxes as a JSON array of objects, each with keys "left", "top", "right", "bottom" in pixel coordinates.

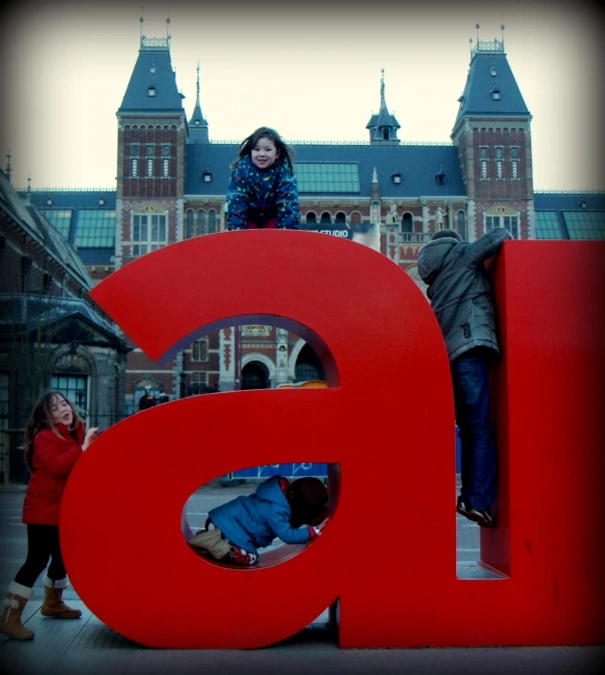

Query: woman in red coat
[{"left": 0, "top": 391, "right": 98, "bottom": 640}]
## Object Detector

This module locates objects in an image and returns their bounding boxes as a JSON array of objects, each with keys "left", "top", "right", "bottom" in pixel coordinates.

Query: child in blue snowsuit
[
  {"left": 226, "top": 127, "right": 300, "bottom": 230},
  {"left": 188, "top": 476, "right": 328, "bottom": 566}
]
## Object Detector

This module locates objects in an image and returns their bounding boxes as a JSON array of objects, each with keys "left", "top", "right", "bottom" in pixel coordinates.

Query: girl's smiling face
[
  {"left": 251, "top": 137, "right": 279, "bottom": 169},
  {"left": 50, "top": 394, "right": 73, "bottom": 427}
]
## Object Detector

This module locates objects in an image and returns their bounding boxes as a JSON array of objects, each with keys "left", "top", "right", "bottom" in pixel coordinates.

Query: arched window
[
  {"left": 335, "top": 212, "right": 346, "bottom": 224},
  {"left": 401, "top": 213, "right": 413, "bottom": 233},
  {"left": 320, "top": 212, "right": 332, "bottom": 224},
  {"left": 457, "top": 211, "right": 466, "bottom": 241},
  {"left": 382, "top": 128, "right": 390, "bottom": 140},
  {"left": 197, "top": 210, "right": 206, "bottom": 235},
  {"left": 208, "top": 209, "right": 217, "bottom": 234},
  {"left": 350, "top": 211, "right": 362, "bottom": 224},
  {"left": 305, "top": 212, "right": 317, "bottom": 224},
  {"left": 185, "top": 210, "right": 194, "bottom": 239}
]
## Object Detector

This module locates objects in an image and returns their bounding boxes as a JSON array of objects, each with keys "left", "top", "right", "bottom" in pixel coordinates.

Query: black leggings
[{"left": 14, "top": 525, "right": 66, "bottom": 588}]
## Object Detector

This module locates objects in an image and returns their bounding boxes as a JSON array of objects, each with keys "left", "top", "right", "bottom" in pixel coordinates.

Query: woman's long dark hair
[
  {"left": 231, "top": 127, "right": 295, "bottom": 173},
  {"left": 23, "top": 391, "right": 84, "bottom": 471}
]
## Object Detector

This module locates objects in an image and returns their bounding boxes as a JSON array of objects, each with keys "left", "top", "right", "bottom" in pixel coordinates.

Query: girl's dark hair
[
  {"left": 287, "top": 477, "right": 329, "bottom": 528},
  {"left": 231, "top": 127, "right": 295, "bottom": 173},
  {"left": 23, "top": 391, "right": 83, "bottom": 471}
]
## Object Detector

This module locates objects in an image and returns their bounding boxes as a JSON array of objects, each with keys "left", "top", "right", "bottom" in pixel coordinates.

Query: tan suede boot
[
  {"left": 0, "top": 582, "right": 35, "bottom": 640},
  {"left": 40, "top": 578, "right": 81, "bottom": 620}
]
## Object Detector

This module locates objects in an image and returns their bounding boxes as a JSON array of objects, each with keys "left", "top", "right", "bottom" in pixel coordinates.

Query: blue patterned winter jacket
[
  {"left": 226, "top": 155, "right": 300, "bottom": 230},
  {"left": 208, "top": 475, "right": 311, "bottom": 554}
]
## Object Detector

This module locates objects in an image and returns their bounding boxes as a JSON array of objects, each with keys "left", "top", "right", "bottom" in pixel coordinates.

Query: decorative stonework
[{"left": 242, "top": 325, "right": 271, "bottom": 337}]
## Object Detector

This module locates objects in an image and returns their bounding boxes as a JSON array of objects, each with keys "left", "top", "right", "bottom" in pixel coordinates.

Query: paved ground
[{"left": 0, "top": 482, "right": 603, "bottom": 675}]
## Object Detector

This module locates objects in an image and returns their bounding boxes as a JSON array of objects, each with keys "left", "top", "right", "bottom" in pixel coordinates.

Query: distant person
[
  {"left": 188, "top": 476, "right": 328, "bottom": 565},
  {"left": 418, "top": 227, "right": 511, "bottom": 527},
  {"left": 226, "top": 127, "right": 300, "bottom": 230},
  {"left": 0, "top": 391, "right": 98, "bottom": 640}
]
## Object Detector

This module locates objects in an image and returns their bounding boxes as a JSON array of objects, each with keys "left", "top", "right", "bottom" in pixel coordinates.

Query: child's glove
[{"left": 307, "top": 526, "right": 321, "bottom": 541}]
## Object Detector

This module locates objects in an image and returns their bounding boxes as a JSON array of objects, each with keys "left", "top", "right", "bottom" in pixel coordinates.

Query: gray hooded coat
[{"left": 417, "top": 228, "right": 511, "bottom": 362}]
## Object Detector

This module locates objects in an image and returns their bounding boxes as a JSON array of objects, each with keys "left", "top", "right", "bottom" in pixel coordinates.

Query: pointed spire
[
  {"left": 5, "top": 149, "right": 11, "bottom": 183},
  {"left": 196, "top": 61, "right": 200, "bottom": 104},
  {"left": 187, "top": 62, "right": 210, "bottom": 144},
  {"left": 366, "top": 70, "right": 401, "bottom": 144}
]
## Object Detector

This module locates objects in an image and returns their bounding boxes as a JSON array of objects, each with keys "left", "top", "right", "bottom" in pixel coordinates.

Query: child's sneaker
[{"left": 456, "top": 498, "right": 496, "bottom": 528}]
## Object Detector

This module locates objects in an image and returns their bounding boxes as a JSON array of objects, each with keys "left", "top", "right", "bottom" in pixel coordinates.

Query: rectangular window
[
  {"left": 39, "top": 209, "right": 73, "bottom": 239},
  {"left": 161, "top": 145, "right": 170, "bottom": 157},
  {"left": 503, "top": 215, "right": 519, "bottom": 239},
  {"left": 191, "top": 372, "right": 208, "bottom": 385},
  {"left": 51, "top": 374, "right": 88, "bottom": 418},
  {"left": 146, "top": 145, "right": 155, "bottom": 157},
  {"left": 131, "top": 144, "right": 139, "bottom": 157},
  {"left": 132, "top": 213, "right": 168, "bottom": 256},
  {"left": 495, "top": 147, "right": 503, "bottom": 160},
  {"left": 295, "top": 163, "right": 360, "bottom": 194},
  {"left": 480, "top": 147, "right": 488, "bottom": 160},
  {"left": 511, "top": 147, "right": 519, "bottom": 160},
  {"left": 75, "top": 210, "right": 116, "bottom": 248},
  {"left": 485, "top": 216, "right": 501, "bottom": 231},
  {"left": 191, "top": 339, "right": 209, "bottom": 362}
]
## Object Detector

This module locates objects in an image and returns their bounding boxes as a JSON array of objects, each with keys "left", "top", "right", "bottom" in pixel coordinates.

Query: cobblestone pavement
[{"left": 0, "top": 483, "right": 602, "bottom": 675}]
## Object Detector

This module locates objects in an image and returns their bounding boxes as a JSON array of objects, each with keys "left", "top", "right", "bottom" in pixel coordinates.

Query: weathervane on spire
[
  {"left": 476, "top": 23, "right": 480, "bottom": 43},
  {"left": 501, "top": 24, "right": 505, "bottom": 47},
  {"left": 139, "top": 15, "right": 144, "bottom": 41},
  {"left": 166, "top": 17, "right": 171, "bottom": 42},
  {"left": 380, "top": 69, "right": 385, "bottom": 106}
]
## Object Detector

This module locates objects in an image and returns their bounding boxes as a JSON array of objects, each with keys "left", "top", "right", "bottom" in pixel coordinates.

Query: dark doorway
[
  {"left": 241, "top": 362, "right": 269, "bottom": 390},
  {"left": 295, "top": 344, "right": 325, "bottom": 382}
]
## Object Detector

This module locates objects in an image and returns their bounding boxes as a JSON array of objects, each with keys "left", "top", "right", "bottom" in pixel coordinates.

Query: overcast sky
[{"left": 0, "top": 0, "right": 603, "bottom": 191}]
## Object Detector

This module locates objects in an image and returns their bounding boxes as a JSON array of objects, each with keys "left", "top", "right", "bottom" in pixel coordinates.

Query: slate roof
[
  {"left": 454, "top": 50, "right": 530, "bottom": 128},
  {"left": 185, "top": 143, "right": 465, "bottom": 198},
  {"left": 118, "top": 41, "right": 185, "bottom": 115}
]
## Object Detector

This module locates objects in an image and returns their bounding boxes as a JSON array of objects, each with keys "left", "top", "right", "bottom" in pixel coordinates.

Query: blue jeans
[{"left": 451, "top": 349, "right": 497, "bottom": 510}]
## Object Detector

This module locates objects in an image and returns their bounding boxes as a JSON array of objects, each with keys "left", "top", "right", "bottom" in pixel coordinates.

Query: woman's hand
[{"left": 82, "top": 427, "right": 99, "bottom": 451}]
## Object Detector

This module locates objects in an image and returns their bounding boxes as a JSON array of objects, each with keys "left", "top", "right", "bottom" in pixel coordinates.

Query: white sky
[{"left": 0, "top": 0, "right": 603, "bottom": 191}]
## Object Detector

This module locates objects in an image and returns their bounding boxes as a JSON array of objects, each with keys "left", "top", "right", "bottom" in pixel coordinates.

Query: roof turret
[
  {"left": 453, "top": 34, "right": 530, "bottom": 131},
  {"left": 118, "top": 34, "right": 185, "bottom": 115},
  {"left": 366, "top": 70, "right": 401, "bottom": 145}
]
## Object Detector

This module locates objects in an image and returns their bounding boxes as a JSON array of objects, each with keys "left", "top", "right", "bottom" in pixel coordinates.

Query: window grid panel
[
  {"left": 39, "top": 210, "right": 73, "bottom": 238},
  {"left": 295, "top": 163, "right": 361, "bottom": 193},
  {"left": 562, "top": 211, "right": 605, "bottom": 240},
  {"left": 535, "top": 212, "right": 562, "bottom": 240},
  {"left": 75, "top": 210, "right": 116, "bottom": 248}
]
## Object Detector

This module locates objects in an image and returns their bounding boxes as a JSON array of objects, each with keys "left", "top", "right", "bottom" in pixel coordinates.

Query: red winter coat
[{"left": 22, "top": 422, "right": 84, "bottom": 526}]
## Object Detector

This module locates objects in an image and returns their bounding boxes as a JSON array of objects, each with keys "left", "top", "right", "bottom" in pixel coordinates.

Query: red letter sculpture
[{"left": 61, "top": 232, "right": 605, "bottom": 648}]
